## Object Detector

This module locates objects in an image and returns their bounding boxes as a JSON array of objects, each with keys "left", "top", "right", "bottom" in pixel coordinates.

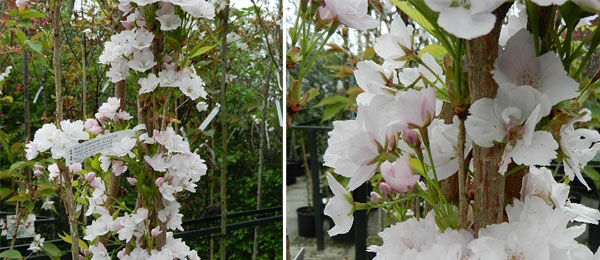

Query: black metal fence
[{"left": 0, "top": 207, "right": 282, "bottom": 259}]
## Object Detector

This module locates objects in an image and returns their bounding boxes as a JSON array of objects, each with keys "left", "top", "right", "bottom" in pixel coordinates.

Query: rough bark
[
  {"left": 219, "top": 3, "right": 230, "bottom": 259},
  {"left": 466, "top": 4, "right": 510, "bottom": 232}
]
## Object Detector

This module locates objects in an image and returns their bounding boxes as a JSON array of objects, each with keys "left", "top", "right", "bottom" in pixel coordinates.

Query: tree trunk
[
  {"left": 23, "top": 33, "right": 30, "bottom": 143},
  {"left": 62, "top": 166, "right": 80, "bottom": 259},
  {"left": 466, "top": 4, "right": 511, "bottom": 232},
  {"left": 219, "top": 3, "right": 230, "bottom": 259},
  {"left": 252, "top": 63, "right": 273, "bottom": 260},
  {"left": 53, "top": 0, "right": 63, "bottom": 123},
  {"left": 82, "top": 34, "right": 87, "bottom": 118}
]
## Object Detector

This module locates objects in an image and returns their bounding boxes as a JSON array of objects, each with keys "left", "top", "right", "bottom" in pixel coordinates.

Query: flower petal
[
  {"left": 512, "top": 131, "right": 558, "bottom": 167},
  {"left": 466, "top": 98, "right": 506, "bottom": 148},
  {"left": 437, "top": 7, "right": 496, "bottom": 40}
]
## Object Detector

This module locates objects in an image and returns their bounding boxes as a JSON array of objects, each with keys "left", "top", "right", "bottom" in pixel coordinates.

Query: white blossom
[
  {"left": 27, "top": 234, "right": 44, "bottom": 253},
  {"left": 374, "top": 15, "right": 414, "bottom": 69},
  {"left": 324, "top": 173, "right": 354, "bottom": 236},
  {"left": 157, "top": 14, "right": 182, "bottom": 31},
  {"left": 560, "top": 109, "right": 600, "bottom": 190},
  {"left": 465, "top": 83, "right": 558, "bottom": 174},
  {"left": 318, "top": 0, "right": 378, "bottom": 30},
  {"left": 424, "top": 0, "right": 506, "bottom": 39},
  {"left": 128, "top": 48, "right": 157, "bottom": 72},
  {"left": 493, "top": 29, "right": 578, "bottom": 116}
]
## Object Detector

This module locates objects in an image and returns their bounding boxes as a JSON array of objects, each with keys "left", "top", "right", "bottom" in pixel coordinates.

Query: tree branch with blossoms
[{"left": 306, "top": 0, "right": 600, "bottom": 258}]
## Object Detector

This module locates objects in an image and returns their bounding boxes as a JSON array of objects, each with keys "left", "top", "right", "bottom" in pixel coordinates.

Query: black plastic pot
[
  {"left": 297, "top": 206, "right": 316, "bottom": 237},
  {"left": 287, "top": 160, "right": 305, "bottom": 177},
  {"left": 286, "top": 160, "right": 298, "bottom": 185}
]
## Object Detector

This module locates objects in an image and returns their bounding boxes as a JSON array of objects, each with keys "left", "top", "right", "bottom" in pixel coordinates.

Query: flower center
[
  {"left": 519, "top": 68, "right": 538, "bottom": 88},
  {"left": 505, "top": 118, "right": 525, "bottom": 146}
]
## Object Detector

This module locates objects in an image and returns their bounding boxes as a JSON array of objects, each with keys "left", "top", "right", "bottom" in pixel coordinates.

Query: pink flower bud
[
  {"left": 380, "top": 156, "right": 420, "bottom": 193},
  {"left": 155, "top": 177, "right": 164, "bottom": 187},
  {"left": 117, "top": 249, "right": 125, "bottom": 259},
  {"left": 370, "top": 192, "right": 381, "bottom": 204},
  {"left": 402, "top": 129, "right": 419, "bottom": 147},
  {"left": 79, "top": 255, "right": 84, "bottom": 260},
  {"left": 85, "top": 172, "right": 96, "bottom": 183},
  {"left": 84, "top": 118, "right": 98, "bottom": 129},
  {"left": 121, "top": 21, "right": 132, "bottom": 29},
  {"left": 127, "top": 177, "right": 137, "bottom": 185},
  {"left": 33, "top": 170, "right": 42, "bottom": 178},
  {"left": 379, "top": 182, "right": 392, "bottom": 198},
  {"left": 34, "top": 164, "right": 44, "bottom": 171},
  {"left": 162, "top": 55, "right": 173, "bottom": 63},
  {"left": 81, "top": 248, "right": 89, "bottom": 256},
  {"left": 151, "top": 226, "right": 162, "bottom": 237},
  {"left": 16, "top": 0, "right": 28, "bottom": 7},
  {"left": 69, "top": 163, "right": 82, "bottom": 174}
]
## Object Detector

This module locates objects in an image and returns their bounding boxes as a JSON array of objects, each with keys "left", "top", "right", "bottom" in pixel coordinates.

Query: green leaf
[
  {"left": 91, "top": 157, "right": 101, "bottom": 172},
  {"left": 314, "top": 96, "right": 347, "bottom": 107},
  {"left": 0, "top": 249, "right": 23, "bottom": 258},
  {"left": 190, "top": 45, "right": 216, "bottom": 58},
  {"left": 27, "top": 40, "right": 42, "bottom": 54},
  {"left": 9, "top": 161, "right": 35, "bottom": 171},
  {"left": 166, "top": 36, "right": 182, "bottom": 52},
  {"left": 0, "top": 187, "right": 11, "bottom": 200},
  {"left": 392, "top": 0, "right": 435, "bottom": 35},
  {"left": 306, "top": 88, "right": 320, "bottom": 102},
  {"left": 58, "top": 233, "right": 88, "bottom": 249},
  {"left": 19, "top": 9, "right": 45, "bottom": 19},
  {"left": 321, "top": 102, "right": 346, "bottom": 122},
  {"left": 5, "top": 20, "right": 15, "bottom": 27},
  {"left": 582, "top": 166, "right": 600, "bottom": 190},
  {"left": 419, "top": 44, "right": 447, "bottom": 58},
  {"left": 76, "top": 196, "right": 88, "bottom": 206},
  {"left": 42, "top": 242, "right": 64, "bottom": 259},
  {"left": 15, "top": 29, "right": 27, "bottom": 45}
]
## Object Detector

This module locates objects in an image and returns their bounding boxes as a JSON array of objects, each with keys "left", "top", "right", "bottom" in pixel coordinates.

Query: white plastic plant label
[
  {"left": 33, "top": 86, "right": 43, "bottom": 104},
  {"left": 2, "top": 214, "right": 36, "bottom": 239},
  {"left": 199, "top": 103, "right": 221, "bottom": 131},
  {"left": 65, "top": 129, "right": 134, "bottom": 165},
  {"left": 275, "top": 99, "right": 283, "bottom": 127}
]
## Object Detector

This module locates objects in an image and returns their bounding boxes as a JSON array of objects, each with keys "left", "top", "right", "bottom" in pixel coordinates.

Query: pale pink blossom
[{"left": 379, "top": 156, "right": 420, "bottom": 193}]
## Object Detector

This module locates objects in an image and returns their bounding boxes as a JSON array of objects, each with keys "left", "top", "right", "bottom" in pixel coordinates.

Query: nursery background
[{"left": 0, "top": 0, "right": 283, "bottom": 259}]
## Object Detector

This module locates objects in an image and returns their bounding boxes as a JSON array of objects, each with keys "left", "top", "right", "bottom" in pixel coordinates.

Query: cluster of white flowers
[
  {"left": 142, "top": 127, "right": 208, "bottom": 204},
  {"left": 323, "top": 1, "right": 600, "bottom": 258},
  {"left": 99, "top": 0, "right": 212, "bottom": 100},
  {"left": 465, "top": 29, "right": 590, "bottom": 181},
  {"left": 80, "top": 113, "right": 206, "bottom": 259},
  {"left": 25, "top": 120, "right": 89, "bottom": 160},
  {"left": 369, "top": 166, "right": 600, "bottom": 260},
  {"left": 323, "top": 12, "right": 444, "bottom": 203},
  {"left": 27, "top": 234, "right": 45, "bottom": 253}
]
